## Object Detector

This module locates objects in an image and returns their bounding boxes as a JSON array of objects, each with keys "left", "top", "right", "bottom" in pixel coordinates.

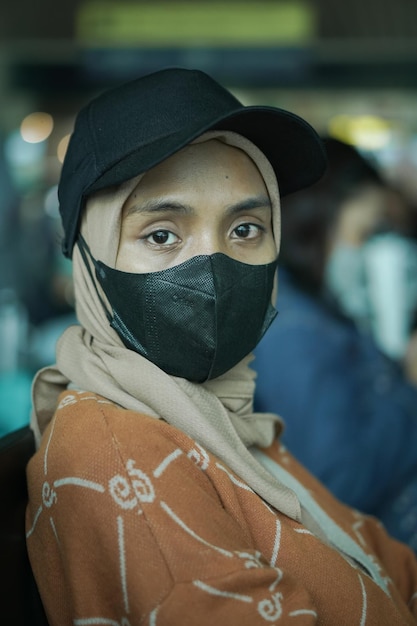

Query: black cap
[{"left": 58, "top": 67, "right": 327, "bottom": 257}]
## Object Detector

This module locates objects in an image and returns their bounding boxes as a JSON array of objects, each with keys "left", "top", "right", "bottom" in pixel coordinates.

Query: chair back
[{"left": 0, "top": 425, "right": 48, "bottom": 624}]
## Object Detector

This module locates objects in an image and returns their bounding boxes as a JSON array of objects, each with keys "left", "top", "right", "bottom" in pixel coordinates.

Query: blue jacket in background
[{"left": 254, "top": 268, "right": 417, "bottom": 551}]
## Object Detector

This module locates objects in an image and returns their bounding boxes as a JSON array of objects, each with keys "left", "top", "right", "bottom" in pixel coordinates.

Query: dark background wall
[
  {"left": 1, "top": 0, "right": 417, "bottom": 41},
  {"left": 1, "top": 0, "right": 417, "bottom": 93}
]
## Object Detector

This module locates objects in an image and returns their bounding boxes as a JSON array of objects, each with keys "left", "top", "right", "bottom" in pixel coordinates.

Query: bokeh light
[
  {"left": 328, "top": 114, "right": 393, "bottom": 150},
  {"left": 20, "top": 112, "right": 54, "bottom": 144},
  {"left": 57, "top": 134, "right": 71, "bottom": 163}
]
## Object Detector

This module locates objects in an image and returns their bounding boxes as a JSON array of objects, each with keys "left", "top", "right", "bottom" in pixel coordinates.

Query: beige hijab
[{"left": 31, "top": 130, "right": 301, "bottom": 522}]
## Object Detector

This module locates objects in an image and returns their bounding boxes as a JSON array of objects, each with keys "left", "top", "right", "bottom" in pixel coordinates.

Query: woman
[{"left": 26, "top": 69, "right": 417, "bottom": 625}]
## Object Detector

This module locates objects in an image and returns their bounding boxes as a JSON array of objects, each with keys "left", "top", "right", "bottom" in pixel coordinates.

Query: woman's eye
[
  {"left": 146, "top": 230, "right": 178, "bottom": 246},
  {"left": 233, "top": 223, "right": 262, "bottom": 239}
]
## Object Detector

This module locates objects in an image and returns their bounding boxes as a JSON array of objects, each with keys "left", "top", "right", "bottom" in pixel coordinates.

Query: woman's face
[{"left": 116, "top": 139, "right": 276, "bottom": 273}]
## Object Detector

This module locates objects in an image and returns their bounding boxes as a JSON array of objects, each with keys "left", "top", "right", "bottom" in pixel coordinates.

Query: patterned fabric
[{"left": 26, "top": 391, "right": 417, "bottom": 625}]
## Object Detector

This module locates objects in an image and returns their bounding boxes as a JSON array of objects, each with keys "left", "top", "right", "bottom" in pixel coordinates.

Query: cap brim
[{"left": 87, "top": 106, "right": 326, "bottom": 199}]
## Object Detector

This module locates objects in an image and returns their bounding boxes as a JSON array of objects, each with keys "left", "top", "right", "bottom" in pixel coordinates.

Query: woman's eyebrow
[
  {"left": 125, "top": 199, "right": 195, "bottom": 217},
  {"left": 125, "top": 195, "right": 272, "bottom": 217},
  {"left": 226, "top": 195, "right": 272, "bottom": 215}
]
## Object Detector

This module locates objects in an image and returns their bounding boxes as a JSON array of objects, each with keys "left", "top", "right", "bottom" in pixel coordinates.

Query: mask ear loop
[{"left": 76, "top": 234, "right": 114, "bottom": 324}]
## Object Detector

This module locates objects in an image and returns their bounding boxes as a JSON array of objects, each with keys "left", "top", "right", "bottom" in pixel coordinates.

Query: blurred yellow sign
[{"left": 77, "top": 1, "right": 316, "bottom": 46}]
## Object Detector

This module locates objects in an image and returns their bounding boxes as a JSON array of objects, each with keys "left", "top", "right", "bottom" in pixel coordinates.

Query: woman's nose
[{"left": 190, "top": 232, "right": 226, "bottom": 257}]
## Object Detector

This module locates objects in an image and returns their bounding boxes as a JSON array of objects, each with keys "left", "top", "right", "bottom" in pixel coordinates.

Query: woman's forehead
[
  {"left": 141, "top": 139, "right": 257, "bottom": 179},
  {"left": 125, "top": 139, "right": 266, "bottom": 201}
]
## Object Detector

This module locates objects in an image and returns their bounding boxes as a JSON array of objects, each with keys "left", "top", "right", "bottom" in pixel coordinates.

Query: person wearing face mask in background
[
  {"left": 322, "top": 150, "right": 417, "bottom": 365},
  {"left": 254, "top": 136, "right": 417, "bottom": 553},
  {"left": 25, "top": 70, "right": 417, "bottom": 625}
]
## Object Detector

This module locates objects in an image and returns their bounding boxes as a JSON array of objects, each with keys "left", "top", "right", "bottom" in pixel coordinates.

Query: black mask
[{"left": 79, "top": 238, "right": 278, "bottom": 382}]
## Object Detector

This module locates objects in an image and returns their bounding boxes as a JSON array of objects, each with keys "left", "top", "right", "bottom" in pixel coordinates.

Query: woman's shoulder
[
  {"left": 51, "top": 389, "right": 165, "bottom": 431},
  {"left": 33, "top": 390, "right": 203, "bottom": 477}
]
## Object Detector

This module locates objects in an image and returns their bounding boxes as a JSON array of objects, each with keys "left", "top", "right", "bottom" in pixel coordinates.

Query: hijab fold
[{"left": 31, "top": 131, "right": 302, "bottom": 523}]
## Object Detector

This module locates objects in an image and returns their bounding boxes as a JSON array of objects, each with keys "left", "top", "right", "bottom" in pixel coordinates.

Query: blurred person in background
[
  {"left": 254, "top": 136, "right": 417, "bottom": 552},
  {"left": 0, "top": 135, "right": 32, "bottom": 435},
  {"left": 0, "top": 130, "right": 76, "bottom": 435},
  {"left": 323, "top": 160, "right": 417, "bottom": 364}
]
